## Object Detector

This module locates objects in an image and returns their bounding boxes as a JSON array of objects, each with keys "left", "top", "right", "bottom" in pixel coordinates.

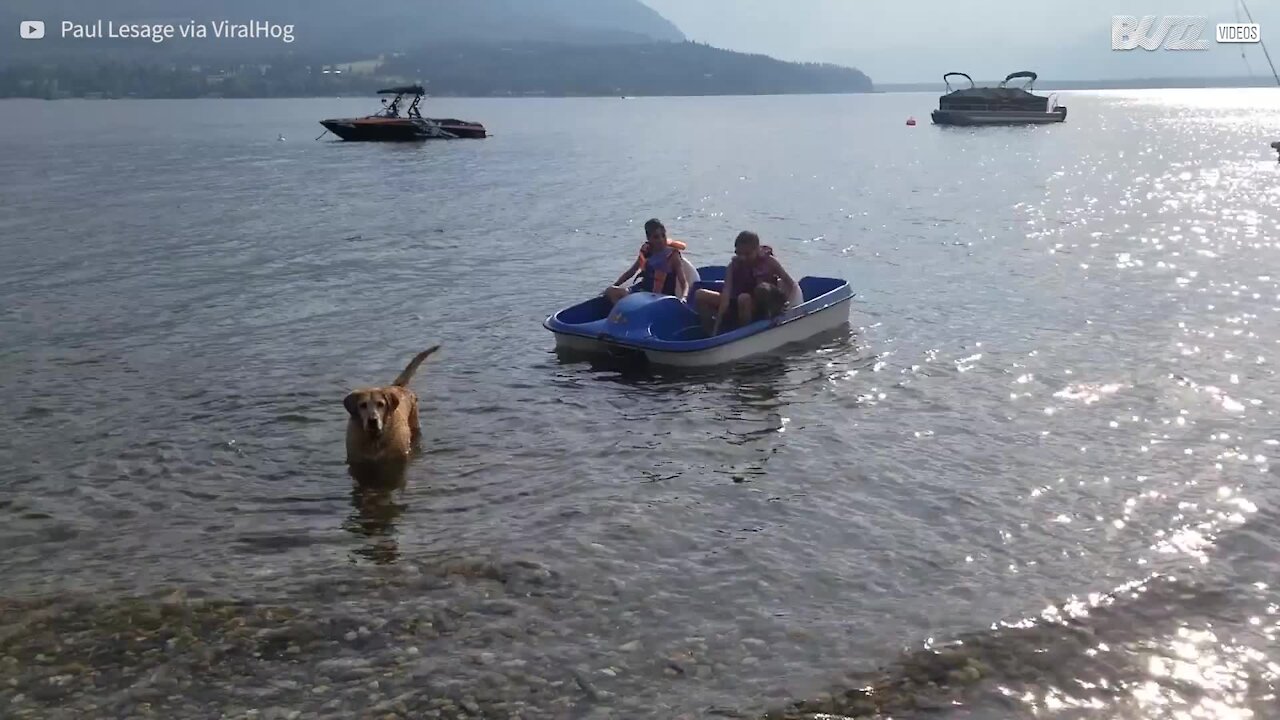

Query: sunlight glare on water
[{"left": 0, "top": 89, "right": 1279, "bottom": 719}]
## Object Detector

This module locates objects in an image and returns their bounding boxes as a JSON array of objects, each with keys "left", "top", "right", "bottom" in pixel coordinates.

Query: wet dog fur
[
  {"left": 753, "top": 282, "right": 789, "bottom": 320},
  {"left": 344, "top": 346, "right": 440, "bottom": 466}
]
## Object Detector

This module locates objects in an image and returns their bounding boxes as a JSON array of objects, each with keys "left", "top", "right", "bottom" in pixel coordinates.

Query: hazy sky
[{"left": 642, "top": 0, "right": 1280, "bottom": 83}]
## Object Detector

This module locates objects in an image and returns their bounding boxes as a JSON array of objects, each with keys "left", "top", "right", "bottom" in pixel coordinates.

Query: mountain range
[
  {"left": 0, "top": 0, "right": 874, "bottom": 97},
  {"left": 2, "top": 0, "right": 687, "bottom": 53}
]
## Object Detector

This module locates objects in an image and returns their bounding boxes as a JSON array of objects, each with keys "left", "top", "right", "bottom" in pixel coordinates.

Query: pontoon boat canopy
[
  {"left": 937, "top": 70, "right": 1051, "bottom": 111},
  {"left": 1001, "top": 71, "right": 1037, "bottom": 86},
  {"left": 377, "top": 85, "right": 425, "bottom": 95}
]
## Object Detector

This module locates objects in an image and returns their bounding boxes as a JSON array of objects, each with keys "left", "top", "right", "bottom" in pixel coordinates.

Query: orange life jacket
[{"left": 637, "top": 239, "right": 688, "bottom": 296}]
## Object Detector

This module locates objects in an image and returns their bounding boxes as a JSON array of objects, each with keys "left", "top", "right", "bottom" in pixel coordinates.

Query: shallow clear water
[{"left": 1, "top": 90, "right": 1280, "bottom": 719}]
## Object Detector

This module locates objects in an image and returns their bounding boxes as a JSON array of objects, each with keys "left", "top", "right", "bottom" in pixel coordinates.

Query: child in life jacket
[
  {"left": 604, "top": 218, "right": 691, "bottom": 305},
  {"left": 695, "top": 231, "right": 799, "bottom": 335}
]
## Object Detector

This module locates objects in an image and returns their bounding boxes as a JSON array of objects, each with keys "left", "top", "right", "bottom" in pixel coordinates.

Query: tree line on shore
[{"left": 0, "top": 42, "right": 873, "bottom": 99}]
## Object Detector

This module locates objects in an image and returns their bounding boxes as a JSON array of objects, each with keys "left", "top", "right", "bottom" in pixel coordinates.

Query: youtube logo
[{"left": 20, "top": 20, "right": 45, "bottom": 39}]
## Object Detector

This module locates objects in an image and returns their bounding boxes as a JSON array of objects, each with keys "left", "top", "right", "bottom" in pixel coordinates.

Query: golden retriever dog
[
  {"left": 344, "top": 346, "right": 440, "bottom": 466},
  {"left": 753, "top": 281, "right": 789, "bottom": 321}
]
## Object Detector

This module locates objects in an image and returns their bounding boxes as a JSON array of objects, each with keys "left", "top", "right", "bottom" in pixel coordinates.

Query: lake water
[{"left": 2, "top": 90, "right": 1280, "bottom": 719}]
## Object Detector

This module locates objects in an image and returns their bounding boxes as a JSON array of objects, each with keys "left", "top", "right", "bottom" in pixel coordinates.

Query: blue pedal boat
[{"left": 543, "top": 266, "right": 854, "bottom": 368}]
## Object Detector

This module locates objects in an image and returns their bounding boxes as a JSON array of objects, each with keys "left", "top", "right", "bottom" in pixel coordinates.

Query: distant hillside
[
  {"left": 0, "top": 0, "right": 685, "bottom": 60},
  {"left": 383, "top": 42, "right": 872, "bottom": 96},
  {"left": 0, "top": 0, "right": 876, "bottom": 98},
  {"left": 0, "top": 42, "right": 874, "bottom": 99}
]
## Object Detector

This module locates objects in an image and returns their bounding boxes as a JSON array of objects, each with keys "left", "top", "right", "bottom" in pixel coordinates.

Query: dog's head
[
  {"left": 344, "top": 389, "right": 400, "bottom": 437},
  {"left": 753, "top": 282, "right": 788, "bottom": 319}
]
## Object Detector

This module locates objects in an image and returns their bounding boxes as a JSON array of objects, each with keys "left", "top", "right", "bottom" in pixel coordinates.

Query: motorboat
[
  {"left": 319, "top": 85, "right": 487, "bottom": 141},
  {"left": 544, "top": 267, "right": 853, "bottom": 368},
  {"left": 931, "top": 71, "right": 1067, "bottom": 126}
]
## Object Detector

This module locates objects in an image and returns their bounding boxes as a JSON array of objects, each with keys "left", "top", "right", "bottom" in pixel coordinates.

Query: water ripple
[{"left": 1, "top": 90, "right": 1279, "bottom": 718}]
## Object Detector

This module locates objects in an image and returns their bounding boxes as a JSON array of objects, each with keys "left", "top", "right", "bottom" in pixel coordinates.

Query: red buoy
[{"left": 906, "top": 116, "right": 917, "bottom": 126}]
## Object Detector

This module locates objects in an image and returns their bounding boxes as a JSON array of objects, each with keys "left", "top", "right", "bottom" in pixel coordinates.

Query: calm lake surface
[{"left": 2, "top": 90, "right": 1280, "bottom": 719}]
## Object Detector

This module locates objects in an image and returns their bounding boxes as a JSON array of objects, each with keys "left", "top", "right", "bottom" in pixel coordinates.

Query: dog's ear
[
  {"left": 383, "top": 391, "right": 401, "bottom": 413},
  {"left": 343, "top": 392, "right": 361, "bottom": 418}
]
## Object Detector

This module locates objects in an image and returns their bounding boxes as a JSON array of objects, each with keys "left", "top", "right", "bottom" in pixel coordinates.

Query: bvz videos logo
[{"left": 1112, "top": 15, "right": 1260, "bottom": 50}]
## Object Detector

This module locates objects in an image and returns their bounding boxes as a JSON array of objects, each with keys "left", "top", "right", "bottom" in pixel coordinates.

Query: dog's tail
[{"left": 393, "top": 345, "right": 441, "bottom": 387}]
